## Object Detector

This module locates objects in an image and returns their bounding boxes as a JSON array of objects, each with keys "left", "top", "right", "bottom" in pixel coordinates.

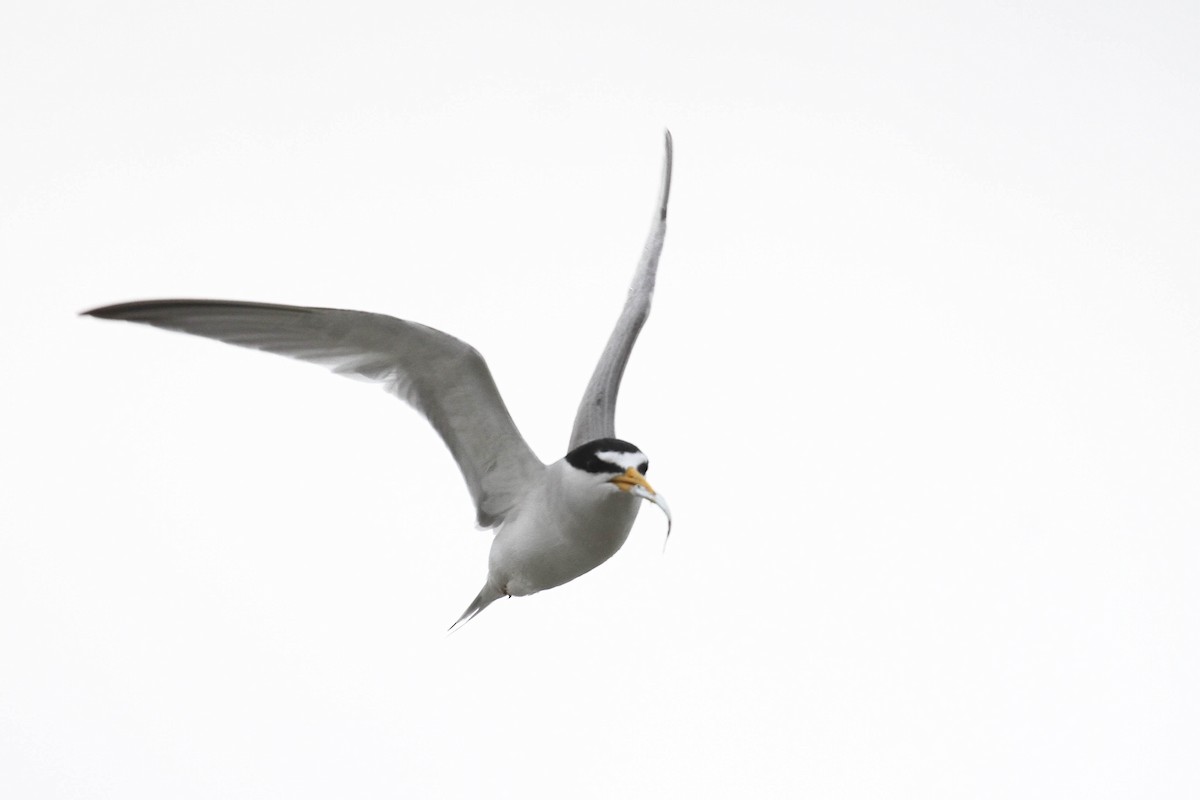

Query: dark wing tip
[
  {"left": 659, "top": 130, "right": 673, "bottom": 222},
  {"left": 80, "top": 302, "right": 144, "bottom": 320},
  {"left": 81, "top": 299, "right": 317, "bottom": 322},
  {"left": 82, "top": 299, "right": 199, "bottom": 320}
]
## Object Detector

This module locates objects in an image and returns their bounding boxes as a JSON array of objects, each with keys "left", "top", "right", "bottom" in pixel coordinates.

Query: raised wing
[
  {"left": 568, "top": 130, "right": 673, "bottom": 450},
  {"left": 83, "top": 299, "right": 544, "bottom": 528}
]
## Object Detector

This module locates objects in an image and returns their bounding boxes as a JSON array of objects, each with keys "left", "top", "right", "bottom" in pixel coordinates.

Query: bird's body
[
  {"left": 492, "top": 455, "right": 642, "bottom": 596},
  {"left": 84, "top": 132, "right": 674, "bottom": 628},
  {"left": 466, "top": 457, "right": 643, "bottom": 616}
]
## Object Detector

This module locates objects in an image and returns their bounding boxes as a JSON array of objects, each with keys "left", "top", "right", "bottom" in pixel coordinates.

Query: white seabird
[{"left": 84, "top": 132, "right": 675, "bottom": 629}]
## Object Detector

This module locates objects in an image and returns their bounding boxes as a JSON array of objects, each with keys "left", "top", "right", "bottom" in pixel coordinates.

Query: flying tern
[{"left": 84, "top": 132, "right": 674, "bottom": 629}]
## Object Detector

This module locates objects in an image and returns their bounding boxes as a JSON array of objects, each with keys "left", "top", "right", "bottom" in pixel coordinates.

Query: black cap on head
[{"left": 565, "top": 437, "right": 649, "bottom": 475}]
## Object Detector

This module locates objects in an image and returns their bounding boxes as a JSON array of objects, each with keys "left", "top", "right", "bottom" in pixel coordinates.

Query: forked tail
[{"left": 448, "top": 583, "right": 505, "bottom": 633}]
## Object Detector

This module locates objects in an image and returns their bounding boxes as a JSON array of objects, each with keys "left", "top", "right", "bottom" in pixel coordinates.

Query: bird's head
[{"left": 564, "top": 437, "right": 672, "bottom": 537}]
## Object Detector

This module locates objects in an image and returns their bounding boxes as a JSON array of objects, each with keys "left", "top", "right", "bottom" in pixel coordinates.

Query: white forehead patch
[{"left": 596, "top": 450, "right": 646, "bottom": 471}]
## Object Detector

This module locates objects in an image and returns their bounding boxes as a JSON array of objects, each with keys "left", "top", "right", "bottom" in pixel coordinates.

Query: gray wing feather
[
  {"left": 568, "top": 130, "right": 673, "bottom": 450},
  {"left": 84, "top": 299, "right": 543, "bottom": 528}
]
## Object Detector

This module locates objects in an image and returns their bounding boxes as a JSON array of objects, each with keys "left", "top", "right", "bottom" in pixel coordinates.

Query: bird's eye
[{"left": 638, "top": 461, "right": 649, "bottom": 475}]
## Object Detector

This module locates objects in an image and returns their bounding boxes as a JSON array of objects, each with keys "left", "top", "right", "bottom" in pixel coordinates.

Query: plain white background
[{"left": 3, "top": 2, "right": 1197, "bottom": 797}]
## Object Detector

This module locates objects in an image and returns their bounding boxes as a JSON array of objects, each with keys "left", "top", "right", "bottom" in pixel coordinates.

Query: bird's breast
[{"left": 488, "top": 491, "right": 640, "bottom": 597}]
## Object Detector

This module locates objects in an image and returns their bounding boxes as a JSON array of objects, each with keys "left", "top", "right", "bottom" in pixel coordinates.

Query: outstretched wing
[
  {"left": 568, "top": 130, "right": 673, "bottom": 450},
  {"left": 83, "top": 299, "right": 544, "bottom": 528}
]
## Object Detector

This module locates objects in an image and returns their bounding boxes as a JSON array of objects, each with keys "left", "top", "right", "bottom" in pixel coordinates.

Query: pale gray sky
[{"left": 3, "top": 1, "right": 1198, "bottom": 797}]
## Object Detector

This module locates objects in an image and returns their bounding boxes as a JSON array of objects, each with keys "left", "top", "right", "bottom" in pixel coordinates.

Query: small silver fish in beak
[{"left": 609, "top": 466, "right": 673, "bottom": 545}]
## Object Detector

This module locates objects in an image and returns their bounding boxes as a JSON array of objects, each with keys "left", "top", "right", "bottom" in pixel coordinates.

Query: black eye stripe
[
  {"left": 589, "top": 456, "right": 623, "bottom": 474},
  {"left": 638, "top": 462, "right": 649, "bottom": 475}
]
